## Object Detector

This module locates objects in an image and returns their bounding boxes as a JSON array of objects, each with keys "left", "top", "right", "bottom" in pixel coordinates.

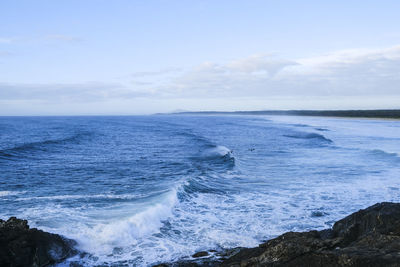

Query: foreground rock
[
  {"left": 160, "top": 202, "right": 400, "bottom": 267},
  {"left": 0, "top": 217, "right": 76, "bottom": 267}
]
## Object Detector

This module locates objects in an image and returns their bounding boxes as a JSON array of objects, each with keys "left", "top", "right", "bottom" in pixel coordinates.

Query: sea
[{"left": 1, "top": 115, "right": 400, "bottom": 266}]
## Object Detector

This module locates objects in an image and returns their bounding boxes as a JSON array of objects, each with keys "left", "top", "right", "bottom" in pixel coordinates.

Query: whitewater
[{"left": 1, "top": 115, "right": 400, "bottom": 266}]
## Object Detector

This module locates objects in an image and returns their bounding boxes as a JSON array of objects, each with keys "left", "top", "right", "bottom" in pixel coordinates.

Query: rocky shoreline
[
  {"left": 0, "top": 217, "right": 76, "bottom": 267},
  {"left": 2, "top": 202, "right": 400, "bottom": 266},
  {"left": 157, "top": 202, "right": 400, "bottom": 267}
]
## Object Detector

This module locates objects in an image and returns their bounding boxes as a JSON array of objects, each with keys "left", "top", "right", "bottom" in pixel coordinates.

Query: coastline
[
  {"left": 170, "top": 109, "right": 400, "bottom": 121},
  {"left": 156, "top": 202, "right": 400, "bottom": 267},
  {"left": 3, "top": 202, "right": 400, "bottom": 266}
]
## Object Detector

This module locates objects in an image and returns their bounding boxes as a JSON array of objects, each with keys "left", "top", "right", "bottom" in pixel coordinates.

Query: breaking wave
[
  {"left": 61, "top": 189, "right": 179, "bottom": 264},
  {"left": 200, "top": 145, "right": 233, "bottom": 159}
]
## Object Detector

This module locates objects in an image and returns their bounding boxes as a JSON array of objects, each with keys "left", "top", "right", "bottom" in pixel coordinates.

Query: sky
[{"left": 1, "top": 0, "right": 400, "bottom": 115}]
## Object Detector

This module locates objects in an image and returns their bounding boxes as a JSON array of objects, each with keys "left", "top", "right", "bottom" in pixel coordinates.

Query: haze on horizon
[{"left": 1, "top": 0, "right": 400, "bottom": 116}]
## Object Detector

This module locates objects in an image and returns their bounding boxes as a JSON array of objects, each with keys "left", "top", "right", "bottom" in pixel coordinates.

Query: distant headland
[{"left": 165, "top": 109, "right": 400, "bottom": 119}]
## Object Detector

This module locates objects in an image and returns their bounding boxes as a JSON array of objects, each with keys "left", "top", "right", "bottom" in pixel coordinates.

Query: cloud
[
  {"left": 150, "top": 45, "right": 400, "bottom": 99},
  {"left": 227, "top": 54, "right": 298, "bottom": 75},
  {"left": 131, "top": 67, "right": 183, "bottom": 77},
  {"left": 1, "top": 45, "right": 399, "bottom": 112},
  {"left": 0, "top": 82, "right": 151, "bottom": 102}
]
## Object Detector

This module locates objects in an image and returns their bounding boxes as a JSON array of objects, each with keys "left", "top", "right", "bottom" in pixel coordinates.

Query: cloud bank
[
  {"left": 1, "top": 45, "right": 399, "bottom": 114},
  {"left": 153, "top": 45, "right": 400, "bottom": 98}
]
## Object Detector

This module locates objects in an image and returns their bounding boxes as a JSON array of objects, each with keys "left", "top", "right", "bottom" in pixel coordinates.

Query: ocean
[{"left": 1, "top": 115, "right": 400, "bottom": 266}]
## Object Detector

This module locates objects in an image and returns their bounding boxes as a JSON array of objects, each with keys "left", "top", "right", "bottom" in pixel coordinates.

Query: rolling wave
[
  {"left": 367, "top": 149, "right": 399, "bottom": 161},
  {"left": 194, "top": 145, "right": 236, "bottom": 169},
  {"left": 315, "top": 128, "right": 329, "bottom": 132},
  {"left": 283, "top": 132, "right": 333, "bottom": 143},
  {"left": 66, "top": 189, "right": 179, "bottom": 263},
  {"left": 174, "top": 128, "right": 236, "bottom": 169},
  {"left": 200, "top": 145, "right": 233, "bottom": 159},
  {"left": 175, "top": 130, "right": 210, "bottom": 144},
  {"left": 0, "top": 133, "right": 88, "bottom": 157}
]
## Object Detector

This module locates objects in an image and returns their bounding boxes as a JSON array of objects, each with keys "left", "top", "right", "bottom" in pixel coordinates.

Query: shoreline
[
  {"left": 3, "top": 202, "right": 400, "bottom": 266},
  {"left": 156, "top": 202, "right": 400, "bottom": 267},
  {"left": 169, "top": 109, "right": 400, "bottom": 121}
]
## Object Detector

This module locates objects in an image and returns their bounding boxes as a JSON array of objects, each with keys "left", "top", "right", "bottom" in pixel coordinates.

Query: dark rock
[
  {"left": 154, "top": 259, "right": 220, "bottom": 267},
  {"left": 155, "top": 202, "right": 400, "bottom": 267},
  {"left": 192, "top": 251, "right": 209, "bottom": 258},
  {"left": 221, "top": 202, "right": 400, "bottom": 266},
  {"left": 0, "top": 217, "right": 77, "bottom": 267},
  {"left": 311, "top": 211, "right": 326, "bottom": 217}
]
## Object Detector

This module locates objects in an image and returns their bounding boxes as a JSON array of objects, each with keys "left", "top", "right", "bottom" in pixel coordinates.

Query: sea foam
[
  {"left": 201, "top": 145, "right": 233, "bottom": 158},
  {"left": 70, "top": 189, "right": 178, "bottom": 257}
]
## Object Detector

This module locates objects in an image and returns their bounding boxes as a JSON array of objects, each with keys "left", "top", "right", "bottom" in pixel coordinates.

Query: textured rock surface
[
  {"left": 222, "top": 202, "right": 400, "bottom": 267},
  {"left": 158, "top": 202, "right": 400, "bottom": 267},
  {"left": 0, "top": 217, "right": 76, "bottom": 267}
]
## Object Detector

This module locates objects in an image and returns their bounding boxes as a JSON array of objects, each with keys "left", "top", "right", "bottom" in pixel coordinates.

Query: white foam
[
  {"left": 202, "top": 145, "right": 232, "bottom": 158},
  {"left": 0, "top": 191, "right": 25, "bottom": 197},
  {"left": 17, "top": 193, "right": 149, "bottom": 201},
  {"left": 67, "top": 189, "right": 178, "bottom": 257}
]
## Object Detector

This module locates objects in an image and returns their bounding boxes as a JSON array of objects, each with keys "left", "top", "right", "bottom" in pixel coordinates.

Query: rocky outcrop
[
  {"left": 222, "top": 202, "right": 400, "bottom": 267},
  {"left": 0, "top": 217, "right": 76, "bottom": 267},
  {"left": 159, "top": 202, "right": 400, "bottom": 267}
]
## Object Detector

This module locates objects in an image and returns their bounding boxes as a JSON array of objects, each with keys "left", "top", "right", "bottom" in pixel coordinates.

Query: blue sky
[{"left": 1, "top": 0, "right": 400, "bottom": 115}]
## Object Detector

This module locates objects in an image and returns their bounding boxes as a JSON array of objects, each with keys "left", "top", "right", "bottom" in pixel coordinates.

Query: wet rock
[
  {"left": 311, "top": 211, "right": 326, "bottom": 217},
  {"left": 155, "top": 202, "right": 400, "bottom": 267},
  {"left": 192, "top": 251, "right": 209, "bottom": 258},
  {"left": 222, "top": 202, "right": 400, "bottom": 267},
  {"left": 0, "top": 217, "right": 76, "bottom": 267}
]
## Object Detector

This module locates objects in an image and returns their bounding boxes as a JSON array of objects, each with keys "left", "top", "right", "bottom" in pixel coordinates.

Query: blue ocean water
[{"left": 1, "top": 115, "right": 400, "bottom": 266}]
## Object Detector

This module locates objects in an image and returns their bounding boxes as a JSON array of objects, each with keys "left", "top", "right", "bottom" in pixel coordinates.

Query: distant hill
[{"left": 171, "top": 109, "right": 400, "bottom": 119}]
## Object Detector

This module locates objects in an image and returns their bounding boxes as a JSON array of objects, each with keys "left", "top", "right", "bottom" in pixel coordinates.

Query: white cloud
[
  {"left": 151, "top": 45, "right": 400, "bottom": 99},
  {"left": 0, "top": 82, "right": 150, "bottom": 102},
  {"left": 227, "top": 54, "right": 298, "bottom": 75},
  {"left": 1, "top": 45, "right": 399, "bottom": 114},
  {"left": 131, "top": 67, "right": 183, "bottom": 77}
]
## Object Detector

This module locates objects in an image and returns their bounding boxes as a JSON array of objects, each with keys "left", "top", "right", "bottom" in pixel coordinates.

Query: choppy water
[{"left": 1, "top": 115, "right": 400, "bottom": 266}]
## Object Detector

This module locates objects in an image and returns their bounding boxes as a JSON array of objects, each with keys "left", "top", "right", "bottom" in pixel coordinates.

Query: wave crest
[
  {"left": 368, "top": 149, "right": 399, "bottom": 160},
  {"left": 0, "top": 133, "right": 89, "bottom": 158},
  {"left": 200, "top": 145, "right": 233, "bottom": 159},
  {"left": 71, "top": 189, "right": 178, "bottom": 258},
  {"left": 284, "top": 132, "right": 333, "bottom": 143}
]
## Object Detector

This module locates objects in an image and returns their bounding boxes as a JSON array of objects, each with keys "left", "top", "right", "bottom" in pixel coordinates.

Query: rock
[
  {"left": 192, "top": 251, "right": 209, "bottom": 258},
  {"left": 222, "top": 202, "right": 400, "bottom": 266},
  {"left": 154, "top": 202, "right": 400, "bottom": 267},
  {"left": 311, "top": 211, "right": 326, "bottom": 217},
  {"left": 0, "top": 217, "right": 76, "bottom": 267}
]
